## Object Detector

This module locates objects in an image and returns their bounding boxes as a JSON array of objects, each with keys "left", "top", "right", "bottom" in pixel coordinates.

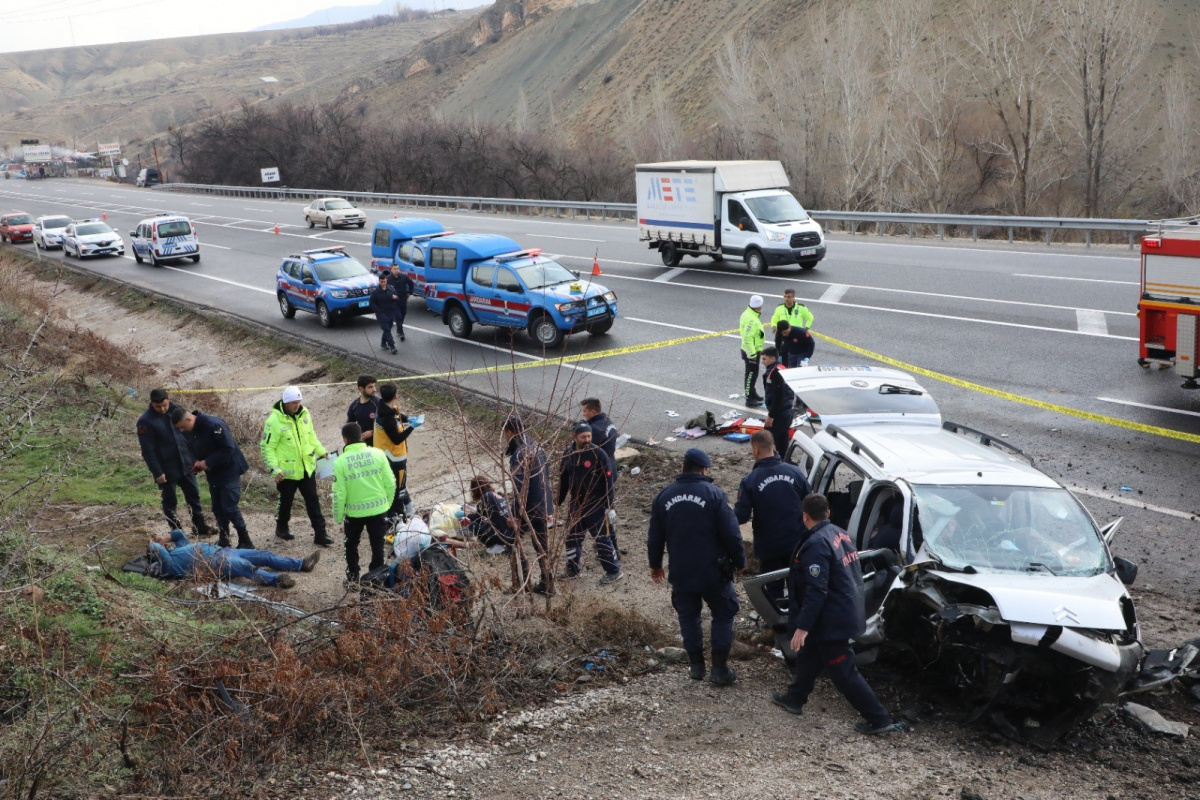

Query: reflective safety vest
[
  {"left": 332, "top": 443, "right": 396, "bottom": 522},
  {"left": 740, "top": 307, "right": 766, "bottom": 357},
  {"left": 771, "top": 301, "right": 814, "bottom": 332}
]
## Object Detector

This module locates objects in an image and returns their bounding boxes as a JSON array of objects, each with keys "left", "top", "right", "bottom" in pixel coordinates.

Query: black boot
[
  {"left": 235, "top": 529, "right": 254, "bottom": 550},
  {"left": 192, "top": 513, "right": 214, "bottom": 538},
  {"left": 216, "top": 525, "right": 232, "bottom": 549},
  {"left": 275, "top": 525, "right": 295, "bottom": 541},
  {"left": 709, "top": 650, "right": 737, "bottom": 686},
  {"left": 687, "top": 650, "right": 706, "bottom": 681},
  {"left": 313, "top": 528, "right": 334, "bottom": 547}
]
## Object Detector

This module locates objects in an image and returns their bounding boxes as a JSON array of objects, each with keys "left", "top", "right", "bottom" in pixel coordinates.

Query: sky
[{"left": 0, "top": 0, "right": 440, "bottom": 54}]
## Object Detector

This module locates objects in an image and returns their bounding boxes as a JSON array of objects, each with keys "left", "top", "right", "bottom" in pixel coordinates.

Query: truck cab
[
  {"left": 422, "top": 234, "right": 618, "bottom": 349},
  {"left": 369, "top": 218, "right": 450, "bottom": 294},
  {"left": 637, "top": 160, "right": 826, "bottom": 275}
]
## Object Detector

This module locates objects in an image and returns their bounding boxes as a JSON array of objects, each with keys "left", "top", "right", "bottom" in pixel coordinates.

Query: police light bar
[
  {"left": 302, "top": 246, "right": 347, "bottom": 256},
  {"left": 494, "top": 248, "right": 543, "bottom": 262}
]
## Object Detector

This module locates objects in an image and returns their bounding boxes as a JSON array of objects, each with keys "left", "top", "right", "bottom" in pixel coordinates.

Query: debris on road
[{"left": 1121, "top": 702, "right": 1190, "bottom": 739}]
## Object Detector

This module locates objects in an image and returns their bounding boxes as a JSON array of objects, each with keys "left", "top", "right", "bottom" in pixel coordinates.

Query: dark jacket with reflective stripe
[{"left": 788, "top": 519, "right": 866, "bottom": 642}]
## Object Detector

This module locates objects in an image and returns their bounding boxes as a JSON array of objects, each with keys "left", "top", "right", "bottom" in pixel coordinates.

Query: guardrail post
[
  {"left": 1085, "top": 229, "right": 1091, "bottom": 248},
  {"left": 877, "top": 221, "right": 883, "bottom": 236},
  {"left": 907, "top": 223, "right": 913, "bottom": 239},
  {"left": 1008, "top": 227, "right": 1013, "bottom": 244},
  {"left": 972, "top": 226, "right": 978, "bottom": 242},
  {"left": 1045, "top": 229, "right": 1052, "bottom": 246},
  {"left": 938, "top": 224, "right": 944, "bottom": 241},
  {"left": 1129, "top": 233, "right": 1135, "bottom": 250}
]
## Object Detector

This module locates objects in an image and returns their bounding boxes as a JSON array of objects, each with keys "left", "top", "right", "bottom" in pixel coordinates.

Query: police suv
[
  {"left": 743, "top": 366, "right": 1196, "bottom": 743},
  {"left": 276, "top": 246, "right": 378, "bottom": 328},
  {"left": 130, "top": 214, "right": 200, "bottom": 266}
]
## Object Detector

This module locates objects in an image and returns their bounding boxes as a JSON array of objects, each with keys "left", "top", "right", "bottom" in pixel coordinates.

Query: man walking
[
  {"left": 171, "top": 408, "right": 253, "bottom": 550},
  {"left": 648, "top": 448, "right": 746, "bottom": 686},
  {"left": 761, "top": 345, "right": 796, "bottom": 456},
  {"left": 148, "top": 528, "right": 319, "bottom": 588},
  {"left": 261, "top": 385, "right": 332, "bottom": 547},
  {"left": 558, "top": 422, "right": 621, "bottom": 585},
  {"left": 332, "top": 422, "right": 396, "bottom": 583},
  {"left": 771, "top": 493, "right": 904, "bottom": 735},
  {"left": 389, "top": 264, "right": 415, "bottom": 343},
  {"left": 347, "top": 375, "right": 380, "bottom": 447},
  {"left": 136, "top": 387, "right": 212, "bottom": 536},
  {"left": 503, "top": 415, "right": 555, "bottom": 595},
  {"left": 369, "top": 273, "right": 398, "bottom": 354},
  {"left": 580, "top": 397, "right": 623, "bottom": 553},
  {"left": 373, "top": 382, "right": 417, "bottom": 519},
  {"left": 734, "top": 430, "right": 810, "bottom": 603},
  {"left": 770, "top": 289, "right": 815, "bottom": 367},
  {"left": 740, "top": 295, "right": 766, "bottom": 408}
]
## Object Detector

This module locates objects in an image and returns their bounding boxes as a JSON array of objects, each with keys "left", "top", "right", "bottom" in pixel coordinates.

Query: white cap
[
  {"left": 282, "top": 385, "right": 303, "bottom": 404},
  {"left": 749, "top": 295, "right": 764, "bottom": 309}
]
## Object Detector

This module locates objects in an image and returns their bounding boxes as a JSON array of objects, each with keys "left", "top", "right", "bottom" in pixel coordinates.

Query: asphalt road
[{"left": 3, "top": 178, "right": 1198, "bottom": 594}]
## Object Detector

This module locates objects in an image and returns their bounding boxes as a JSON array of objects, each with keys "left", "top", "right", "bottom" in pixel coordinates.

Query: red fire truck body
[{"left": 1139, "top": 224, "right": 1200, "bottom": 389}]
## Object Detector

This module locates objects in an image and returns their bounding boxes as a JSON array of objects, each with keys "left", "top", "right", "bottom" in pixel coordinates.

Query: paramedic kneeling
[{"left": 771, "top": 493, "right": 904, "bottom": 735}]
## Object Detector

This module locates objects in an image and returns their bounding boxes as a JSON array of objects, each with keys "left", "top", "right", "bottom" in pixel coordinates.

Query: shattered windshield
[{"left": 913, "top": 485, "right": 1110, "bottom": 576}]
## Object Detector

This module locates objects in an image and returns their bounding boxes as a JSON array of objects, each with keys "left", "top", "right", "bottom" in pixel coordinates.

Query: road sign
[
  {"left": 261, "top": 167, "right": 281, "bottom": 183},
  {"left": 22, "top": 144, "right": 52, "bottom": 163},
  {"left": 19, "top": 138, "right": 38, "bottom": 145},
  {"left": 98, "top": 141, "right": 121, "bottom": 156}
]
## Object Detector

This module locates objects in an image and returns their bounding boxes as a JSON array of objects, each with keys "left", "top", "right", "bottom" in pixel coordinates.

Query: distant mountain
[{"left": 253, "top": 1, "right": 465, "bottom": 31}]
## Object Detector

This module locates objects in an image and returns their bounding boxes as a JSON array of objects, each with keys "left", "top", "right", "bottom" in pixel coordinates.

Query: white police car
[
  {"left": 130, "top": 214, "right": 200, "bottom": 266},
  {"left": 62, "top": 219, "right": 125, "bottom": 259}
]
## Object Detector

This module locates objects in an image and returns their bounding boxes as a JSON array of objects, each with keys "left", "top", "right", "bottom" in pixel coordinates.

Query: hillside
[{"left": 0, "top": 13, "right": 461, "bottom": 150}]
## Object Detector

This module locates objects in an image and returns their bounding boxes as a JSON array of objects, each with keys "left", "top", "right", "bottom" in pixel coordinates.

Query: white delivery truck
[{"left": 635, "top": 160, "right": 826, "bottom": 275}]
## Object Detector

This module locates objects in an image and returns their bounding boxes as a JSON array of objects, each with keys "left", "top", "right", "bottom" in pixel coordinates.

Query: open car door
[{"left": 781, "top": 366, "right": 942, "bottom": 428}]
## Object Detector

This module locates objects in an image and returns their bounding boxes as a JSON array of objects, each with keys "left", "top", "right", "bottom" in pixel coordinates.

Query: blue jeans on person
[
  {"left": 671, "top": 582, "right": 739, "bottom": 653},
  {"left": 214, "top": 548, "right": 302, "bottom": 586},
  {"left": 565, "top": 510, "right": 620, "bottom": 576}
]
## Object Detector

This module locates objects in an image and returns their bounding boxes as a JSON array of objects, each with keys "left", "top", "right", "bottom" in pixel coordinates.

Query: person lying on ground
[{"left": 147, "top": 529, "right": 319, "bottom": 588}]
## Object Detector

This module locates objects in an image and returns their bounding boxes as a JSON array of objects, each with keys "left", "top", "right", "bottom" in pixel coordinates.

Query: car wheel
[
  {"left": 588, "top": 318, "right": 614, "bottom": 336},
  {"left": 446, "top": 304, "right": 473, "bottom": 338},
  {"left": 357, "top": 221, "right": 366, "bottom": 228},
  {"left": 325, "top": 217, "right": 334, "bottom": 230},
  {"left": 660, "top": 242, "right": 682, "bottom": 268},
  {"left": 149, "top": 251, "right": 160, "bottom": 268},
  {"left": 799, "top": 261, "right": 817, "bottom": 271},
  {"left": 317, "top": 301, "right": 333, "bottom": 328},
  {"left": 133, "top": 249, "right": 143, "bottom": 264},
  {"left": 278, "top": 292, "right": 296, "bottom": 319},
  {"left": 191, "top": 252, "right": 201, "bottom": 263},
  {"left": 745, "top": 249, "right": 767, "bottom": 276},
  {"left": 530, "top": 314, "right": 565, "bottom": 349},
  {"left": 307, "top": 216, "right": 315, "bottom": 229}
]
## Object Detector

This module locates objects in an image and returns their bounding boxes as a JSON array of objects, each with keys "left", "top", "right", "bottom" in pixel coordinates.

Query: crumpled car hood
[{"left": 933, "top": 571, "right": 1130, "bottom": 631}]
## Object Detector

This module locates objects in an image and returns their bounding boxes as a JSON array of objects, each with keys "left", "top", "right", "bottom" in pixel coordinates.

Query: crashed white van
[{"left": 744, "top": 366, "right": 1197, "bottom": 743}]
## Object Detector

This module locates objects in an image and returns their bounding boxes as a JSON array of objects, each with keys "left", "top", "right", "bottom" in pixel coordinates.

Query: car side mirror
[
  {"left": 302, "top": 277, "right": 315, "bottom": 286},
  {"left": 130, "top": 231, "right": 136, "bottom": 237},
  {"left": 740, "top": 217, "right": 756, "bottom": 232},
  {"left": 1113, "top": 556, "right": 1138, "bottom": 586}
]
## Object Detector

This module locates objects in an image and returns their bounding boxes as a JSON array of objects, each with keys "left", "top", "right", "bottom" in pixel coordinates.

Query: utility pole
[{"left": 152, "top": 142, "right": 163, "bottom": 183}]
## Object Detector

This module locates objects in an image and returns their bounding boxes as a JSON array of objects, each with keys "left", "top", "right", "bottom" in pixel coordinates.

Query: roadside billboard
[
  {"left": 22, "top": 144, "right": 52, "bottom": 163},
  {"left": 98, "top": 141, "right": 121, "bottom": 156}
]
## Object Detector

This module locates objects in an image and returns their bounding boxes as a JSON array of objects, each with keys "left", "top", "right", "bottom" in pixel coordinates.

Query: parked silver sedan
[{"left": 304, "top": 198, "right": 366, "bottom": 229}]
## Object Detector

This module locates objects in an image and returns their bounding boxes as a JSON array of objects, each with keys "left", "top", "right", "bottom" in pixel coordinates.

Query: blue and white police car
[
  {"left": 62, "top": 219, "right": 125, "bottom": 259},
  {"left": 277, "top": 246, "right": 379, "bottom": 328},
  {"left": 130, "top": 214, "right": 200, "bottom": 266}
]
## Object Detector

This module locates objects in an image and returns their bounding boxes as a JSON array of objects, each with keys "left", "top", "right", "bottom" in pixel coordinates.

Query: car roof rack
[
  {"left": 824, "top": 424, "right": 885, "bottom": 467},
  {"left": 494, "top": 248, "right": 543, "bottom": 263},
  {"left": 412, "top": 230, "right": 455, "bottom": 241},
  {"left": 299, "top": 246, "right": 347, "bottom": 258},
  {"left": 941, "top": 421, "right": 1034, "bottom": 465}
]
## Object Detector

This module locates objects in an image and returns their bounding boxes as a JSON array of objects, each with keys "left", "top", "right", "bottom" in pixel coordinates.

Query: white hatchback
[{"left": 33, "top": 215, "right": 72, "bottom": 250}]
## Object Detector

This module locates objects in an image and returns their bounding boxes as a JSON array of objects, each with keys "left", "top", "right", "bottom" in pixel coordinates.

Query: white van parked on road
[{"left": 130, "top": 213, "right": 200, "bottom": 266}]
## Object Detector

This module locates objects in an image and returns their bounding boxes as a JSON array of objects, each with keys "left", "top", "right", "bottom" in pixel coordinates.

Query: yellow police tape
[
  {"left": 170, "top": 327, "right": 738, "bottom": 395},
  {"left": 812, "top": 331, "right": 1200, "bottom": 446}
]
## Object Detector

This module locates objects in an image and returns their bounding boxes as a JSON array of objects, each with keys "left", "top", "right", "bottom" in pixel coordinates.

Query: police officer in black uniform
[
  {"left": 775, "top": 321, "right": 815, "bottom": 369},
  {"left": 771, "top": 493, "right": 903, "bottom": 735},
  {"left": 172, "top": 408, "right": 253, "bottom": 550},
  {"left": 136, "top": 387, "right": 212, "bottom": 536},
  {"left": 389, "top": 264, "right": 415, "bottom": 342},
  {"left": 648, "top": 448, "right": 746, "bottom": 686},
  {"left": 369, "top": 275, "right": 399, "bottom": 354},
  {"left": 558, "top": 422, "right": 621, "bottom": 584},
  {"left": 733, "top": 429, "right": 810, "bottom": 603},
  {"left": 760, "top": 345, "right": 796, "bottom": 457},
  {"left": 347, "top": 375, "right": 380, "bottom": 448},
  {"left": 580, "top": 397, "right": 624, "bottom": 552}
]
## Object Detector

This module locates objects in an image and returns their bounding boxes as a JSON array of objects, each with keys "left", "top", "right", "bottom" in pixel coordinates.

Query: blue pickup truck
[
  {"left": 369, "top": 218, "right": 450, "bottom": 294},
  {"left": 421, "top": 234, "right": 618, "bottom": 348}
]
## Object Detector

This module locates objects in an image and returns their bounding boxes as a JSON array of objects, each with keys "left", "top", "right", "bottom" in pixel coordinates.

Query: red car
[{"left": 0, "top": 212, "right": 35, "bottom": 244}]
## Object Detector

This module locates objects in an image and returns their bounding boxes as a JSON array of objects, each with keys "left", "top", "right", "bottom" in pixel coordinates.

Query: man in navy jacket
[
  {"left": 648, "top": 448, "right": 746, "bottom": 686},
  {"left": 172, "top": 408, "right": 253, "bottom": 550},
  {"left": 558, "top": 422, "right": 621, "bottom": 583},
  {"left": 760, "top": 345, "right": 796, "bottom": 457},
  {"left": 772, "top": 493, "right": 901, "bottom": 735},
  {"left": 734, "top": 429, "right": 810, "bottom": 603},
  {"left": 137, "top": 387, "right": 211, "bottom": 536}
]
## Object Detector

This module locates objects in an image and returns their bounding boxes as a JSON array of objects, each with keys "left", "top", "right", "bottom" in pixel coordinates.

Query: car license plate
[
  {"left": 358, "top": 300, "right": 369, "bottom": 308},
  {"left": 587, "top": 306, "right": 605, "bottom": 317},
  {"left": 799, "top": 248, "right": 816, "bottom": 257}
]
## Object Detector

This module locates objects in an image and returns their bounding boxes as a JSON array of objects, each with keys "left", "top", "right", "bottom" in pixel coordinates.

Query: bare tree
[
  {"left": 1162, "top": 62, "right": 1200, "bottom": 214},
  {"left": 714, "top": 35, "right": 765, "bottom": 158},
  {"left": 1052, "top": 0, "right": 1158, "bottom": 216},
  {"left": 960, "top": 0, "right": 1063, "bottom": 215},
  {"left": 650, "top": 74, "right": 684, "bottom": 162}
]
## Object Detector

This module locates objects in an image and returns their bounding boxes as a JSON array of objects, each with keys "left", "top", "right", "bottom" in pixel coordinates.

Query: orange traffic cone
[
  {"left": 591, "top": 257, "right": 602, "bottom": 276},
  {"left": 274, "top": 223, "right": 280, "bottom": 235},
  {"left": 101, "top": 212, "right": 107, "bottom": 221},
  {"left": 393, "top": 211, "right": 398, "bottom": 219}
]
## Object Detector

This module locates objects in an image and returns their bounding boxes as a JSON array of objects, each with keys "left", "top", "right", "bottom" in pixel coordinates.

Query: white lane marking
[
  {"left": 1068, "top": 485, "right": 1198, "bottom": 521},
  {"left": 550, "top": 254, "right": 1135, "bottom": 317},
  {"left": 820, "top": 284, "right": 849, "bottom": 304},
  {"left": 601, "top": 273, "right": 1138, "bottom": 340},
  {"left": 161, "top": 266, "right": 272, "bottom": 294},
  {"left": 1095, "top": 396, "right": 1200, "bottom": 419},
  {"left": 523, "top": 233, "right": 606, "bottom": 242},
  {"left": 833, "top": 237, "right": 1139, "bottom": 261},
  {"left": 1014, "top": 273, "right": 1138, "bottom": 285},
  {"left": 199, "top": 243, "right": 231, "bottom": 250},
  {"left": 190, "top": 203, "right": 212, "bottom": 207},
  {"left": 1076, "top": 309, "right": 1109, "bottom": 336},
  {"left": 655, "top": 267, "right": 686, "bottom": 283},
  {"left": 244, "top": 208, "right": 274, "bottom": 212},
  {"left": 625, "top": 316, "right": 739, "bottom": 340}
]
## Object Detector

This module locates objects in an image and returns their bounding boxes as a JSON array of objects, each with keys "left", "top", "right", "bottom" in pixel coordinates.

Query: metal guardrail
[{"left": 152, "top": 183, "right": 1150, "bottom": 248}]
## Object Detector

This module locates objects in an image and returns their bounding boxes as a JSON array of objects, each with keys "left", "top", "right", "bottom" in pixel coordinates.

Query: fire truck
[{"left": 1138, "top": 218, "right": 1200, "bottom": 389}]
